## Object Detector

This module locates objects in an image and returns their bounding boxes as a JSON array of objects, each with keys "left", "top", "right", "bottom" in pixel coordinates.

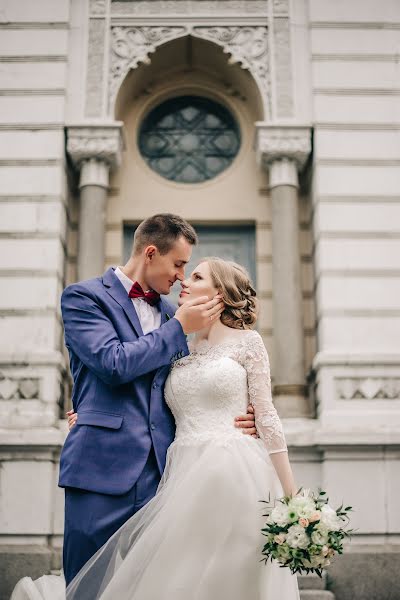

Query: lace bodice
[{"left": 164, "top": 330, "right": 287, "bottom": 454}]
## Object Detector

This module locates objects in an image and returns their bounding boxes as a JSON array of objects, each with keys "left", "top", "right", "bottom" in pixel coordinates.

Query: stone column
[
  {"left": 256, "top": 124, "right": 312, "bottom": 417},
  {"left": 66, "top": 124, "right": 124, "bottom": 280}
]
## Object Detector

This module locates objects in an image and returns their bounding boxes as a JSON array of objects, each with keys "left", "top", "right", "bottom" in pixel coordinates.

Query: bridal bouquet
[{"left": 261, "top": 488, "right": 353, "bottom": 577}]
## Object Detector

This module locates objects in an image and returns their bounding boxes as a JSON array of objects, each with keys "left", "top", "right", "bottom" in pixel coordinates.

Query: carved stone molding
[
  {"left": 272, "top": 16, "right": 293, "bottom": 118},
  {"left": 66, "top": 124, "right": 124, "bottom": 169},
  {"left": 272, "top": 0, "right": 289, "bottom": 14},
  {"left": 336, "top": 377, "right": 400, "bottom": 401},
  {"left": 109, "top": 24, "right": 270, "bottom": 115},
  {"left": 90, "top": 0, "right": 107, "bottom": 15},
  {"left": 86, "top": 18, "right": 106, "bottom": 117},
  {"left": 0, "top": 376, "right": 39, "bottom": 400},
  {"left": 110, "top": 1, "right": 269, "bottom": 15},
  {"left": 255, "top": 123, "right": 311, "bottom": 171}
]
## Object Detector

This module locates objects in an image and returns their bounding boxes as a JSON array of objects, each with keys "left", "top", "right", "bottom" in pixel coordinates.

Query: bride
[{"left": 11, "top": 257, "right": 300, "bottom": 600}]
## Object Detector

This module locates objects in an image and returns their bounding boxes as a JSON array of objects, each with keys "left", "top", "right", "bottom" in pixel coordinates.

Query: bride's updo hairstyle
[{"left": 201, "top": 257, "right": 258, "bottom": 330}]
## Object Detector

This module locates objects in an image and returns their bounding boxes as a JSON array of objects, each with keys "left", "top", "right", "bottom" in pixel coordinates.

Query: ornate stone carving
[
  {"left": 19, "top": 379, "right": 40, "bottom": 399},
  {"left": 272, "top": 0, "right": 289, "bottom": 13},
  {"left": 336, "top": 377, "right": 400, "bottom": 401},
  {"left": 255, "top": 124, "right": 311, "bottom": 170},
  {"left": 86, "top": 18, "right": 106, "bottom": 117},
  {"left": 273, "top": 17, "right": 293, "bottom": 118},
  {"left": 109, "top": 25, "right": 270, "bottom": 115},
  {"left": 66, "top": 124, "right": 124, "bottom": 169},
  {"left": 110, "top": 1, "right": 269, "bottom": 15},
  {"left": 90, "top": 0, "right": 107, "bottom": 14},
  {"left": 0, "top": 376, "right": 39, "bottom": 400},
  {"left": 109, "top": 26, "right": 186, "bottom": 108},
  {"left": 193, "top": 26, "right": 269, "bottom": 111}
]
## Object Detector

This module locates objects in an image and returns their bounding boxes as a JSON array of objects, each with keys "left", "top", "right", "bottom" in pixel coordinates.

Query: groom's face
[{"left": 145, "top": 235, "right": 193, "bottom": 295}]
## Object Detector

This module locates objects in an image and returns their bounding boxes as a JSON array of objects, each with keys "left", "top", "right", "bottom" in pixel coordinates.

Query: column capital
[
  {"left": 255, "top": 123, "right": 312, "bottom": 172},
  {"left": 66, "top": 122, "right": 124, "bottom": 170}
]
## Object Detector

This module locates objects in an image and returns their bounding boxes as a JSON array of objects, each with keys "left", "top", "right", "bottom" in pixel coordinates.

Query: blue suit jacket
[{"left": 58, "top": 267, "right": 189, "bottom": 495}]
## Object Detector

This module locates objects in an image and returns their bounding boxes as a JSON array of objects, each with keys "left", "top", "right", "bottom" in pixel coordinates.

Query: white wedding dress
[{"left": 11, "top": 330, "right": 299, "bottom": 600}]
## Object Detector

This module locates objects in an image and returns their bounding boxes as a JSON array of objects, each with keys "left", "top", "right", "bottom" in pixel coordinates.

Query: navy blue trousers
[{"left": 63, "top": 447, "right": 160, "bottom": 587}]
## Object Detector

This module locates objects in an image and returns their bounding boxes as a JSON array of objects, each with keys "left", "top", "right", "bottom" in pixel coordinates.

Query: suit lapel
[
  {"left": 159, "top": 297, "right": 168, "bottom": 325},
  {"left": 152, "top": 298, "right": 168, "bottom": 379},
  {"left": 154, "top": 298, "right": 174, "bottom": 381},
  {"left": 102, "top": 267, "right": 144, "bottom": 337}
]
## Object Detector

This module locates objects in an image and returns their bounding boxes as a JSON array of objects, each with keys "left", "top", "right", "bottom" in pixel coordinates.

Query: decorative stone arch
[{"left": 109, "top": 25, "right": 270, "bottom": 120}]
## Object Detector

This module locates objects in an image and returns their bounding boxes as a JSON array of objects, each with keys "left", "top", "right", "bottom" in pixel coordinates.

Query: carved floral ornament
[
  {"left": 90, "top": 0, "right": 106, "bottom": 14},
  {"left": 109, "top": 25, "right": 270, "bottom": 115},
  {"left": 255, "top": 124, "right": 312, "bottom": 171},
  {"left": 66, "top": 125, "right": 124, "bottom": 168}
]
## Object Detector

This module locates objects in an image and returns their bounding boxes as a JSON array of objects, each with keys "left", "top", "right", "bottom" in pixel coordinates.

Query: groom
[{"left": 59, "top": 213, "right": 257, "bottom": 585}]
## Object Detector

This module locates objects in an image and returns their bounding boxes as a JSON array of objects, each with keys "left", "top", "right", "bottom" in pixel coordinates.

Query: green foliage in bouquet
[{"left": 261, "top": 488, "right": 354, "bottom": 578}]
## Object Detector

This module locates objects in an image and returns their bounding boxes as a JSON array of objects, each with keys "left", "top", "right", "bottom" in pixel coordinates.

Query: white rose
[
  {"left": 270, "top": 502, "right": 292, "bottom": 526},
  {"left": 320, "top": 504, "right": 342, "bottom": 531},
  {"left": 286, "top": 524, "right": 310, "bottom": 549},
  {"left": 288, "top": 496, "right": 316, "bottom": 520},
  {"left": 311, "top": 524, "right": 329, "bottom": 546}
]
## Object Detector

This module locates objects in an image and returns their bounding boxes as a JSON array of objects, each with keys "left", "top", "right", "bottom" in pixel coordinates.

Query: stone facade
[{"left": 0, "top": 1, "right": 400, "bottom": 598}]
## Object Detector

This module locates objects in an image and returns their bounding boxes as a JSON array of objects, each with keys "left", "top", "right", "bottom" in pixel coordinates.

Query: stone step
[
  {"left": 298, "top": 572, "right": 327, "bottom": 590},
  {"left": 300, "top": 591, "right": 335, "bottom": 600}
]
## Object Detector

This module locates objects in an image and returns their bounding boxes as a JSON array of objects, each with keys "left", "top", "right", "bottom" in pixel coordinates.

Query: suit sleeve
[{"left": 61, "top": 285, "right": 189, "bottom": 386}]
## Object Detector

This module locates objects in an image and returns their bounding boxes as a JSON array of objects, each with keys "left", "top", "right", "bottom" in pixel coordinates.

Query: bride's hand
[
  {"left": 234, "top": 404, "right": 258, "bottom": 438},
  {"left": 66, "top": 409, "right": 78, "bottom": 430}
]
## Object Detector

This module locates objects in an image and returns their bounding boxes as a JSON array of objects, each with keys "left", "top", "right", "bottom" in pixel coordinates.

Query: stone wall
[
  {"left": 307, "top": 1, "right": 400, "bottom": 596},
  {"left": 0, "top": 0, "right": 70, "bottom": 596}
]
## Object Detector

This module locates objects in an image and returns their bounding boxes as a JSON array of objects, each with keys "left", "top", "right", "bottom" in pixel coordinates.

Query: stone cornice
[
  {"left": 255, "top": 123, "right": 312, "bottom": 171},
  {"left": 0, "top": 351, "right": 66, "bottom": 369},
  {"left": 109, "top": 1, "right": 270, "bottom": 16},
  {"left": 66, "top": 123, "right": 124, "bottom": 169},
  {"left": 312, "top": 351, "right": 400, "bottom": 368}
]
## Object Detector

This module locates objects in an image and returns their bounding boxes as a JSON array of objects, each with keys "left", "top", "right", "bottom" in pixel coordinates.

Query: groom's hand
[
  {"left": 234, "top": 404, "right": 258, "bottom": 438},
  {"left": 174, "top": 295, "right": 224, "bottom": 334},
  {"left": 66, "top": 409, "right": 78, "bottom": 430}
]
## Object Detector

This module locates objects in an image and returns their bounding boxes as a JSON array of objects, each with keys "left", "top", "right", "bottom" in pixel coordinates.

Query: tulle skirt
[{"left": 11, "top": 436, "right": 300, "bottom": 600}]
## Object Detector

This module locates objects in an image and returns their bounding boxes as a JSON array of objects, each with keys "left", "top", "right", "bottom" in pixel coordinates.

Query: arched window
[{"left": 138, "top": 95, "right": 240, "bottom": 183}]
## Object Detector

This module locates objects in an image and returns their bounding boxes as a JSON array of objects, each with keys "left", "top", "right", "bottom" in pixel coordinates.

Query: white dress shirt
[{"left": 114, "top": 267, "right": 161, "bottom": 334}]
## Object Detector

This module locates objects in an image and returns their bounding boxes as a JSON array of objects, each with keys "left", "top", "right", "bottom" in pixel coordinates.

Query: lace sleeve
[{"left": 242, "top": 332, "right": 287, "bottom": 455}]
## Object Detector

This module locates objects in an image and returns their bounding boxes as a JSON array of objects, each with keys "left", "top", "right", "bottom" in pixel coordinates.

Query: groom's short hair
[{"left": 132, "top": 213, "right": 198, "bottom": 256}]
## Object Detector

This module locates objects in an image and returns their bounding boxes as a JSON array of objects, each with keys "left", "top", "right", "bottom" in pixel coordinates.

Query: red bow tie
[{"left": 128, "top": 281, "right": 160, "bottom": 306}]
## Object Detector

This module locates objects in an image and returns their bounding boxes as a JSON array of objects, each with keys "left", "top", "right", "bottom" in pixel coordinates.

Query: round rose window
[{"left": 138, "top": 95, "right": 240, "bottom": 184}]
